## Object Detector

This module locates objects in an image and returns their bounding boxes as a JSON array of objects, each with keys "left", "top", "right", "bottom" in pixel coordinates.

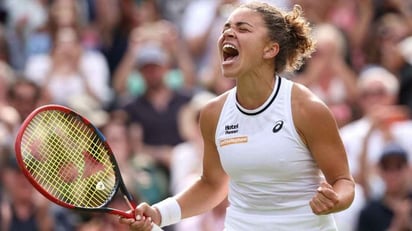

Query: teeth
[{"left": 223, "top": 44, "right": 237, "bottom": 51}]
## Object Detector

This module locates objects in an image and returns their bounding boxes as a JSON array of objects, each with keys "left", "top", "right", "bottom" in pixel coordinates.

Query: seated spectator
[
  {"left": 340, "top": 65, "right": 412, "bottom": 199},
  {"left": 294, "top": 23, "right": 358, "bottom": 127},
  {"left": 7, "top": 77, "right": 45, "bottom": 122},
  {"left": 112, "top": 20, "right": 195, "bottom": 106},
  {"left": 362, "top": 11, "right": 412, "bottom": 113},
  {"left": 357, "top": 143, "right": 412, "bottom": 231},
  {"left": 114, "top": 42, "right": 191, "bottom": 222},
  {"left": 118, "top": 41, "right": 191, "bottom": 171},
  {"left": 24, "top": 27, "right": 113, "bottom": 108},
  {"left": 25, "top": 0, "right": 90, "bottom": 57},
  {"left": 100, "top": 115, "right": 169, "bottom": 205},
  {"left": 0, "top": 61, "right": 19, "bottom": 149},
  {"left": 0, "top": 155, "right": 55, "bottom": 231},
  {"left": 90, "top": 0, "right": 140, "bottom": 81},
  {"left": 2, "top": 0, "right": 48, "bottom": 70}
]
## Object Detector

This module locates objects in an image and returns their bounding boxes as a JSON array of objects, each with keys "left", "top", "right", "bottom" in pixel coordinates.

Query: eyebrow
[{"left": 223, "top": 21, "right": 254, "bottom": 29}]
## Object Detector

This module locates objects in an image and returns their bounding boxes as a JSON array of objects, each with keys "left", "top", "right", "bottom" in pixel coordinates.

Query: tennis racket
[{"left": 14, "top": 104, "right": 163, "bottom": 231}]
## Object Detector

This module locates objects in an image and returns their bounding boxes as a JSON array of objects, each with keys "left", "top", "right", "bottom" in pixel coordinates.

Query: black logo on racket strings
[{"left": 272, "top": 120, "right": 284, "bottom": 133}]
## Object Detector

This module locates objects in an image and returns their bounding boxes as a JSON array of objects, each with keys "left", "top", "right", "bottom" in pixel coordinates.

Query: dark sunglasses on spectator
[
  {"left": 380, "top": 158, "right": 408, "bottom": 172},
  {"left": 361, "top": 88, "right": 387, "bottom": 98}
]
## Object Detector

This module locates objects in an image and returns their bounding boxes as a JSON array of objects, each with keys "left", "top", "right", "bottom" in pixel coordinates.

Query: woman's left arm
[{"left": 292, "top": 83, "right": 355, "bottom": 215}]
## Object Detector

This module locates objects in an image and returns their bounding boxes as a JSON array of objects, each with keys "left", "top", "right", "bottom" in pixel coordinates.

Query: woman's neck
[{"left": 236, "top": 74, "right": 277, "bottom": 110}]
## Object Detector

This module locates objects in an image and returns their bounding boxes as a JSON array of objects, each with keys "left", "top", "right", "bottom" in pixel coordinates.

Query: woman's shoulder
[
  {"left": 292, "top": 82, "right": 327, "bottom": 108},
  {"left": 198, "top": 90, "right": 231, "bottom": 136},
  {"left": 291, "top": 82, "right": 336, "bottom": 128},
  {"left": 201, "top": 90, "right": 230, "bottom": 118}
]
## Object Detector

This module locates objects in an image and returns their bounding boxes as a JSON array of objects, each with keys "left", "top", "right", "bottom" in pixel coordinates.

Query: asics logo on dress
[
  {"left": 225, "top": 124, "right": 239, "bottom": 134},
  {"left": 272, "top": 120, "right": 284, "bottom": 133}
]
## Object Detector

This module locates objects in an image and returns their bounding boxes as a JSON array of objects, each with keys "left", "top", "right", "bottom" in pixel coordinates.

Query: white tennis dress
[{"left": 216, "top": 77, "right": 337, "bottom": 230}]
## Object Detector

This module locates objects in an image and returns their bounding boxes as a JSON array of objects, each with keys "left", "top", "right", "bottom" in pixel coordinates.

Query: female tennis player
[{"left": 121, "top": 2, "right": 355, "bottom": 230}]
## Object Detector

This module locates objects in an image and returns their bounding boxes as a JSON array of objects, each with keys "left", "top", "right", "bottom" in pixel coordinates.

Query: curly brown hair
[{"left": 240, "top": 2, "right": 316, "bottom": 73}]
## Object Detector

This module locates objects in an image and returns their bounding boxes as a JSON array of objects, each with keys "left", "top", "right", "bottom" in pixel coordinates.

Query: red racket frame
[{"left": 15, "top": 104, "right": 136, "bottom": 218}]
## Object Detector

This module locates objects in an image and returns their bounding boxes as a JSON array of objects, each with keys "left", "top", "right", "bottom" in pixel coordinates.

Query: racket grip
[{"left": 152, "top": 223, "right": 164, "bottom": 231}]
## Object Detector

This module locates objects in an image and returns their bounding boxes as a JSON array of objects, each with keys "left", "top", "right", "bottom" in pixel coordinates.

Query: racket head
[{"left": 14, "top": 104, "right": 135, "bottom": 218}]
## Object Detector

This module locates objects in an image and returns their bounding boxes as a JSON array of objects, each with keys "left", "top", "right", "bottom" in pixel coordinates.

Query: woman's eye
[{"left": 239, "top": 28, "right": 249, "bottom": 32}]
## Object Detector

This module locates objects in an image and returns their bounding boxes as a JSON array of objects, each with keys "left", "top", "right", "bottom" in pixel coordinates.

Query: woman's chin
[
  {"left": 221, "top": 71, "right": 237, "bottom": 79},
  {"left": 221, "top": 66, "right": 239, "bottom": 78}
]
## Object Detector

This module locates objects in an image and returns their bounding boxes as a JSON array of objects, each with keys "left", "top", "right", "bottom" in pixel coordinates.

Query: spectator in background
[
  {"left": 112, "top": 19, "right": 195, "bottom": 106},
  {"left": 334, "top": 1, "right": 372, "bottom": 58},
  {"left": 373, "top": 0, "right": 412, "bottom": 25},
  {"left": 7, "top": 77, "right": 44, "bottom": 122},
  {"left": 5, "top": 77, "right": 44, "bottom": 171},
  {"left": 5, "top": 76, "right": 85, "bottom": 231},
  {"left": 90, "top": 0, "right": 140, "bottom": 82},
  {"left": 136, "top": 0, "right": 163, "bottom": 24},
  {"left": 0, "top": 3, "right": 7, "bottom": 25},
  {"left": 291, "top": 0, "right": 375, "bottom": 72},
  {"left": 100, "top": 111, "right": 177, "bottom": 231},
  {"left": 118, "top": 40, "right": 191, "bottom": 186},
  {"left": 25, "top": 0, "right": 87, "bottom": 58},
  {"left": 357, "top": 143, "right": 412, "bottom": 231},
  {"left": 398, "top": 35, "right": 412, "bottom": 112},
  {"left": 1, "top": 0, "right": 48, "bottom": 70},
  {"left": 100, "top": 115, "right": 169, "bottom": 205},
  {"left": 0, "top": 62, "right": 19, "bottom": 167},
  {"left": 327, "top": 0, "right": 374, "bottom": 72},
  {"left": 24, "top": 26, "right": 113, "bottom": 108},
  {"left": 0, "top": 77, "right": 43, "bottom": 231},
  {"left": 340, "top": 66, "right": 412, "bottom": 199},
  {"left": 112, "top": 19, "right": 194, "bottom": 214},
  {"left": 0, "top": 62, "right": 19, "bottom": 144},
  {"left": 0, "top": 25, "right": 11, "bottom": 64},
  {"left": 0, "top": 27, "right": 21, "bottom": 147},
  {"left": 0, "top": 155, "right": 55, "bottom": 231},
  {"left": 294, "top": 23, "right": 358, "bottom": 127},
  {"left": 373, "top": 12, "right": 412, "bottom": 114}
]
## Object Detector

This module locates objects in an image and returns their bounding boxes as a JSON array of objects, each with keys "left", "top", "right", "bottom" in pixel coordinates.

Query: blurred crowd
[{"left": 0, "top": 0, "right": 412, "bottom": 230}]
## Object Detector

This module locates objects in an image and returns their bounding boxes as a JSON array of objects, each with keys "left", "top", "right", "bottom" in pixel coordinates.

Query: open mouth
[{"left": 222, "top": 43, "right": 239, "bottom": 62}]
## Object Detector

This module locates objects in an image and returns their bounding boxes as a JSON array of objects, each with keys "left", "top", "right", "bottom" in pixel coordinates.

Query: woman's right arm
[
  {"left": 176, "top": 96, "right": 229, "bottom": 219},
  {"left": 121, "top": 95, "right": 229, "bottom": 230}
]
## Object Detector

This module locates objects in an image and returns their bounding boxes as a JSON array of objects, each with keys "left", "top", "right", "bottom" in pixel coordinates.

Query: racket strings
[{"left": 21, "top": 110, "right": 116, "bottom": 208}]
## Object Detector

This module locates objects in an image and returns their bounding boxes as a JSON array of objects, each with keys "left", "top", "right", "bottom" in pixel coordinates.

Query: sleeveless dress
[{"left": 215, "top": 77, "right": 337, "bottom": 230}]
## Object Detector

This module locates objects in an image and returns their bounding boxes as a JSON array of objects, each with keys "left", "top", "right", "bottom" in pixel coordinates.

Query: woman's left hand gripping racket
[{"left": 14, "top": 104, "right": 163, "bottom": 231}]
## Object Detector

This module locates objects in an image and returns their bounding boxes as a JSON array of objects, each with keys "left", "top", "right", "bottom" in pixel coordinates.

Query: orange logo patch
[{"left": 219, "top": 136, "right": 248, "bottom": 147}]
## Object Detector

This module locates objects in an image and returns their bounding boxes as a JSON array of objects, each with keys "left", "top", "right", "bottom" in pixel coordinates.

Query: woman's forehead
[{"left": 227, "top": 7, "right": 262, "bottom": 24}]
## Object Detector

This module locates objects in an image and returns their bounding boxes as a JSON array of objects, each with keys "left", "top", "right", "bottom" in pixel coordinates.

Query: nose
[
  {"left": 222, "top": 28, "right": 235, "bottom": 38},
  {"left": 218, "top": 26, "right": 236, "bottom": 45}
]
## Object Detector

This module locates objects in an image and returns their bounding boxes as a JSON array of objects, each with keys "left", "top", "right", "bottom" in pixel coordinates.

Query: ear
[{"left": 263, "top": 42, "right": 279, "bottom": 59}]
